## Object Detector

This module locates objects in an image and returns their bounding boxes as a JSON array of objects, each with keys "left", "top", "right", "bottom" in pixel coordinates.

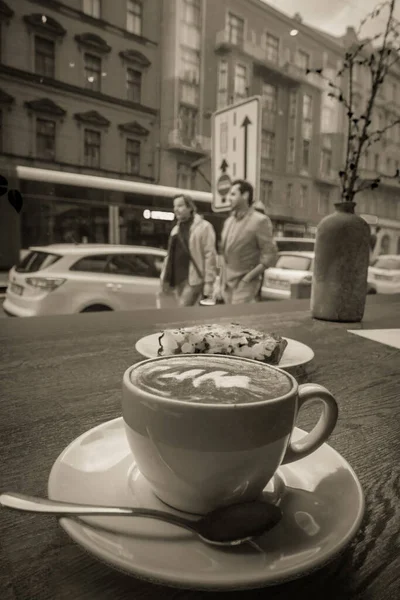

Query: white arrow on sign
[{"left": 211, "top": 96, "right": 262, "bottom": 213}]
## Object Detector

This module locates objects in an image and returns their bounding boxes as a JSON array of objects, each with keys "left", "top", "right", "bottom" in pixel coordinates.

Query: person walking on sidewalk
[
  {"left": 160, "top": 194, "right": 217, "bottom": 306},
  {"left": 220, "top": 180, "right": 277, "bottom": 304}
]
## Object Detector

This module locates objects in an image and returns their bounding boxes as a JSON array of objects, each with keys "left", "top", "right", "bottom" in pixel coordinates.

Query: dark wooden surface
[{"left": 0, "top": 295, "right": 399, "bottom": 600}]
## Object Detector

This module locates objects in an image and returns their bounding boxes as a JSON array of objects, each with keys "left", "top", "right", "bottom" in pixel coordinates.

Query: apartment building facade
[
  {"left": 159, "top": 0, "right": 348, "bottom": 237},
  {"left": 0, "top": 0, "right": 164, "bottom": 267},
  {"left": 159, "top": 0, "right": 400, "bottom": 249}
]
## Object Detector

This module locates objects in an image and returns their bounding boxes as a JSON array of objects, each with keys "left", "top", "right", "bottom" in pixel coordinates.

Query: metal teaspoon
[{"left": 0, "top": 491, "right": 282, "bottom": 546}]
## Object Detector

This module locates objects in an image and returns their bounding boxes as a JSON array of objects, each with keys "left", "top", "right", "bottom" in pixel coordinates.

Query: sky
[{"left": 262, "top": 0, "right": 400, "bottom": 38}]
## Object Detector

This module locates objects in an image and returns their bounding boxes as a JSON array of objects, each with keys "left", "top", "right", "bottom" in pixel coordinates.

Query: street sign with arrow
[{"left": 211, "top": 96, "right": 261, "bottom": 213}]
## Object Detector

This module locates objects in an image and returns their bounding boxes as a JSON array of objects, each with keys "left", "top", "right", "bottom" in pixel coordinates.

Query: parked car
[
  {"left": 261, "top": 251, "right": 314, "bottom": 300},
  {"left": 368, "top": 255, "right": 400, "bottom": 294},
  {"left": 3, "top": 244, "right": 167, "bottom": 317}
]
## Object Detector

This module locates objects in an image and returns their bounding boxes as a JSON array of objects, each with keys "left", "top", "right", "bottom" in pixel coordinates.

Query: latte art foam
[{"left": 131, "top": 355, "right": 292, "bottom": 404}]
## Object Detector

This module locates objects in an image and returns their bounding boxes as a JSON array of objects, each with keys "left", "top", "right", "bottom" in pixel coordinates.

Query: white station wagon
[{"left": 4, "top": 244, "right": 167, "bottom": 317}]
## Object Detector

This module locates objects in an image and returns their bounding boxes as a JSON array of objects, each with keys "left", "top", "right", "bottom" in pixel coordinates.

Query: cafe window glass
[
  {"left": 127, "top": 0, "right": 142, "bottom": 35},
  {"left": 70, "top": 254, "right": 110, "bottom": 272},
  {"left": 83, "top": 0, "right": 101, "bottom": 18},
  {"left": 36, "top": 118, "right": 56, "bottom": 160},
  {"left": 126, "top": 139, "right": 140, "bottom": 174},
  {"left": 84, "top": 53, "right": 101, "bottom": 91},
  {"left": 126, "top": 68, "right": 142, "bottom": 102},
  {"left": 35, "top": 36, "right": 55, "bottom": 78},
  {"left": 84, "top": 129, "right": 101, "bottom": 168}
]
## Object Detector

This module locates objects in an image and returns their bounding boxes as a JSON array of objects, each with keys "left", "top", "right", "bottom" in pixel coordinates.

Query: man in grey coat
[{"left": 220, "top": 180, "right": 277, "bottom": 304}]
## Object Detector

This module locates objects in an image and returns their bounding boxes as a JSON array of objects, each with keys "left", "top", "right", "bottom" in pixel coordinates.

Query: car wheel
[
  {"left": 367, "top": 288, "right": 377, "bottom": 295},
  {"left": 80, "top": 304, "right": 113, "bottom": 313}
]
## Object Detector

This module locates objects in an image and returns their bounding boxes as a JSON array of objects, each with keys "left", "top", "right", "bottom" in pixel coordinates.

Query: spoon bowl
[{"left": 0, "top": 492, "right": 282, "bottom": 547}]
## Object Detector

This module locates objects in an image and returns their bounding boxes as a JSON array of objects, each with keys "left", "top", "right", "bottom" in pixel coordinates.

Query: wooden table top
[{"left": 1, "top": 295, "right": 399, "bottom": 600}]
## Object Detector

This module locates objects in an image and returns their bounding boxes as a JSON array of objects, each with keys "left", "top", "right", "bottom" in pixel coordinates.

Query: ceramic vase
[{"left": 310, "top": 201, "right": 370, "bottom": 322}]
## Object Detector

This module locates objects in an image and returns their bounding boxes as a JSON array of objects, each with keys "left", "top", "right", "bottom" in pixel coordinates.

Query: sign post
[{"left": 211, "top": 96, "right": 262, "bottom": 213}]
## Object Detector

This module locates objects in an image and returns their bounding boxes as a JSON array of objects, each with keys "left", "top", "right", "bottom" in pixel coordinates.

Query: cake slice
[{"left": 157, "top": 323, "right": 288, "bottom": 365}]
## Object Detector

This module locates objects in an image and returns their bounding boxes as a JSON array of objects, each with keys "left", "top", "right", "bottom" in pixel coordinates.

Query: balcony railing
[
  {"left": 215, "top": 29, "right": 243, "bottom": 51},
  {"left": 167, "top": 129, "right": 211, "bottom": 154},
  {"left": 316, "top": 168, "right": 339, "bottom": 184}
]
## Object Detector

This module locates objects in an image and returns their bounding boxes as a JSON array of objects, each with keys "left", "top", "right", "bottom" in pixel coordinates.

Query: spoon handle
[{"left": 0, "top": 492, "right": 196, "bottom": 531}]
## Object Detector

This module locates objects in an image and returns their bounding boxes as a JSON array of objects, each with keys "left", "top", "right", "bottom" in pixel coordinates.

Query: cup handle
[{"left": 281, "top": 384, "right": 339, "bottom": 465}]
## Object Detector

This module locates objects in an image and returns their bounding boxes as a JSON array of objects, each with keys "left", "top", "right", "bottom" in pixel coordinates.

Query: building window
[
  {"left": 262, "top": 83, "right": 277, "bottom": 113},
  {"left": 217, "top": 59, "right": 228, "bottom": 109},
  {"left": 127, "top": 0, "right": 142, "bottom": 36},
  {"left": 262, "top": 83, "right": 277, "bottom": 131},
  {"left": 234, "top": 64, "right": 247, "bottom": 101},
  {"left": 261, "top": 180, "right": 273, "bottom": 206},
  {"left": 84, "top": 53, "right": 101, "bottom": 91},
  {"left": 178, "top": 105, "right": 197, "bottom": 143},
  {"left": 126, "top": 68, "right": 142, "bottom": 102},
  {"left": 261, "top": 131, "right": 275, "bottom": 170},
  {"left": 320, "top": 138, "right": 332, "bottom": 176},
  {"left": 302, "top": 139, "right": 310, "bottom": 172},
  {"left": 287, "top": 137, "right": 295, "bottom": 167},
  {"left": 286, "top": 183, "right": 293, "bottom": 207},
  {"left": 226, "top": 13, "right": 244, "bottom": 46},
  {"left": 84, "top": 129, "right": 101, "bottom": 168},
  {"left": 177, "top": 163, "right": 195, "bottom": 189},
  {"left": 374, "top": 153, "right": 380, "bottom": 172},
  {"left": 83, "top": 0, "right": 101, "bottom": 18},
  {"left": 35, "top": 36, "right": 55, "bottom": 78},
  {"left": 180, "top": 47, "right": 200, "bottom": 85},
  {"left": 180, "top": 47, "right": 200, "bottom": 105},
  {"left": 181, "top": 0, "right": 201, "bottom": 50},
  {"left": 299, "top": 184, "right": 308, "bottom": 208},
  {"left": 302, "top": 94, "right": 313, "bottom": 121},
  {"left": 36, "top": 118, "right": 56, "bottom": 160},
  {"left": 321, "top": 105, "right": 334, "bottom": 133},
  {"left": 126, "top": 139, "right": 140, "bottom": 174},
  {"left": 318, "top": 189, "right": 330, "bottom": 214},
  {"left": 264, "top": 33, "right": 279, "bottom": 63},
  {"left": 296, "top": 50, "right": 310, "bottom": 72},
  {"left": 289, "top": 90, "right": 297, "bottom": 119}
]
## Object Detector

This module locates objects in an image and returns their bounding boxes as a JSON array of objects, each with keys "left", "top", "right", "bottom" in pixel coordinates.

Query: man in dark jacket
[{"left": 160, "top": 195, "right": 217, "bottom": 306}]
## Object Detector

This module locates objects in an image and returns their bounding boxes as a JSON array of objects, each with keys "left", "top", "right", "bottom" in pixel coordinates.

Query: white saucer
[
  {"left": 135, "top": 333, "right": 314, "bottom": 370},
  {"left": 48, "top": 417, "right": 364, "bottom": 591}
]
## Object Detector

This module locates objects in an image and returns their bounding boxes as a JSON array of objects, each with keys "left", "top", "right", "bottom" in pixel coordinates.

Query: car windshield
[
  {"left": 372, "top": 257, "right": 400, "bottom": 270},
  {"left": 276, "top": 241, "right": 315, "bottom": 252},
  {"left": 15, "top": 251, "right": 61, "bottom": 273},
  {"left": 275, "top": 255, "right": 312, "bottom": 271}
]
